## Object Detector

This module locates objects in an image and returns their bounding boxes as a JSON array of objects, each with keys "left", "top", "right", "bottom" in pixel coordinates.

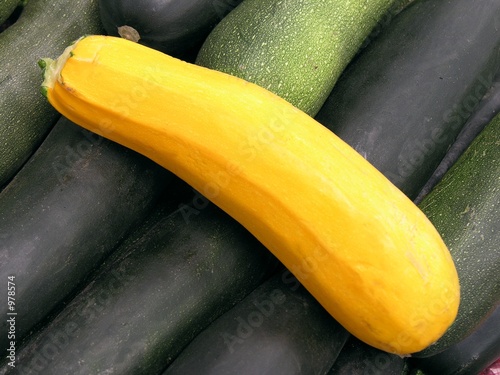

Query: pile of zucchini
[{"left": 1, "top": 0, "right": 499, "bottom": 374}]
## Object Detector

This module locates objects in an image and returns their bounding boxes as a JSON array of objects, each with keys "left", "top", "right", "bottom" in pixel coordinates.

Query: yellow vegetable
[{"left": 40, "top": 35, "right": 459, "bottom": 355}]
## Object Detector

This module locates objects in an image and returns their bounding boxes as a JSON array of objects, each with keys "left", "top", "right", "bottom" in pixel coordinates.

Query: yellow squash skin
[{"left": 40, "top": 35, "right": 459, "bottom": 355}]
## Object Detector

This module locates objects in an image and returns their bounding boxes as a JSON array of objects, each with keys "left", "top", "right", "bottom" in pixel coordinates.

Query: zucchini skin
[
  {"left": 315, "top": 0, "right": 500, "bottom": 199},
  {"left": 98, "top": 0, "right": 243, "bottom": 60},
  {"left": 196, "top": 0, "right": 398, "bottom": 116},
  {"left": 415, "top": 69, "right": 500, "bottom": 203},
  {"left": 0, "top": 0, "right": 19, "bottom": 26},
  {"left": 164, "top": 270, "right": 350, "bottom": 375},
  {"left": 415, "top": 113, "right": 500, "bottom": 357},
  {"left": 0, "top": 0, "right": 104, "bottom": 189},
  {"left": 326, "top": 336, "right": 408, "bottom": 375},
  {"left": 0, "top": 117, "right": 171, "bottom": 355},
  {"left": 409, "top": 305, "right": 500, "bottom": 375},
  {"left": 4, "top": 200, "right": 278, "bottom": 374}
]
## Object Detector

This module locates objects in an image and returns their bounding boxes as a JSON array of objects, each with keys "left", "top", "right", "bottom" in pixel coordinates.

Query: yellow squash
[{"left": 40, "top": 35, "right": 459, "bottom": 355}]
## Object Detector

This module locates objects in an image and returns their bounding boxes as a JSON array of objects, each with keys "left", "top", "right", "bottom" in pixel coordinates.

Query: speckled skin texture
[
  {"left": 416, "top": 114, "right": 500, "bottom": 357},
  {"left": 0, "top": 0, "right": 104, "bottom": 189},
  {"left": 0, "top": 0, "right": 19, "bottom": 25},
  {"left": 196, "top": 0, "right": 396, "bottom": 116}
]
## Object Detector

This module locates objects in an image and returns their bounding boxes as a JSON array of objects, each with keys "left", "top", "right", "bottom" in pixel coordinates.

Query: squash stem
[{"left": 38, "top": 36, "right": 82, "bottom": 97}]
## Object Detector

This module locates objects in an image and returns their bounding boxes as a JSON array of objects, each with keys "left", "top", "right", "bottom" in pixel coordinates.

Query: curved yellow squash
[{"left": 40, "top": 35, "right": 459, "bottom": 355}]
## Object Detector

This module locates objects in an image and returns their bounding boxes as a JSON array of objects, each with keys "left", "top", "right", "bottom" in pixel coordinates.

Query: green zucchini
[
  {"left": 326, "top": 336, "right": 409, "bottom": 375},
  {"left": 409, "top": 305, "right": 500, "bottom": 375},
  {"left": 315, "top": 0, "right": 500, "bottom": 199},
  {"left": 195, "top": 0, "right": 398, "bottom": 116},
  {"left": 0, "top": 0, "right": 103, "bottom": 189},
  {"left": 358, "top": 0, "right": 415, "bottom": 52},
  {"left": 414, "top": 112, "right": 500, "bottom": 357},
  {"left": 0, "top": 0, "right": 20, "bottom": 26},
  {"left": 415, "top": 70, "right": 500, "bottom": 203},
  {"left": 0, "top": 116, "right": 171, "bottom": 355},
  {"left": 164, "top": 269, "right": 350, "bottom": 375},
  {"left": 5, "top": 199, "right": 278, "bottom": 374}
]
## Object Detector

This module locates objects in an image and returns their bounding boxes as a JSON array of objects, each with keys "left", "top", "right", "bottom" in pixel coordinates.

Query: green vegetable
[
  {"left": 98, "top": 0, "right": 243, "bottom": 60},
  {"left": 0, "top": 117, "right": 171, "bottom": 355},
  {"left": 164, "top": 270, "right": 350, "bottom": 375},
  {"left": 410, "top": 305, "right": 500, "bottom": 375},
  {"left": 415, "top": 112, "right": 500, "bottom": 356},
  {"left": 415, "top": 69, "right": 500, "bottom": 203},
  {"left": 0, "top": 0, "right": 20, "bottom": 26},
  {"left": 315, "top": 0, "right": 500, "bottom": 199},
  {"left": 327, "top": 336, "right": 409, "bottom": 375},
  {"left": 0, "top": 0, "right": 103, "bottom": 189},
  {"left": 196, "top": 0, "right": 398, "bottom": 116},
  {"left": 6, "top": 199, "right": 278, "bottom": 374}
]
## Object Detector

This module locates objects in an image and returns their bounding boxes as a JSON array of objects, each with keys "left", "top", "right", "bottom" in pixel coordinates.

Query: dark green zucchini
[
  {"left": 409, "top": 305, "right": 500, "bottom": 375},
  {"left": 0, "top": 0, "right": 104, "bottom": 189},
  {"left": 414, "top": 112, "right": 500, "bottom": 357},
  {"left": 99, "top": 0, "right": 243, "bottom": 61},
  {"left": 0, "top": 116, "right": 171, "bottom": 355},
  {"left": 315, "top": 0, "right": 500, "bottom": 199},
  {"left": 357, "top": 0, "right": 415, "bottom": 52},
  {"left": 415, "top": 69, "right": 500, "bottom": 203},
  {"left": 164, "top": 269, "right": 349, "bottom": 375},
  {"left": 3, "top": 198, "right": 278, "bottom": 374},
  {"left": 0, "top": 0, "right": 20, "bottom": 26},
  {"left": 326, "top": 336, "right": 409, "bottom": 375}
]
